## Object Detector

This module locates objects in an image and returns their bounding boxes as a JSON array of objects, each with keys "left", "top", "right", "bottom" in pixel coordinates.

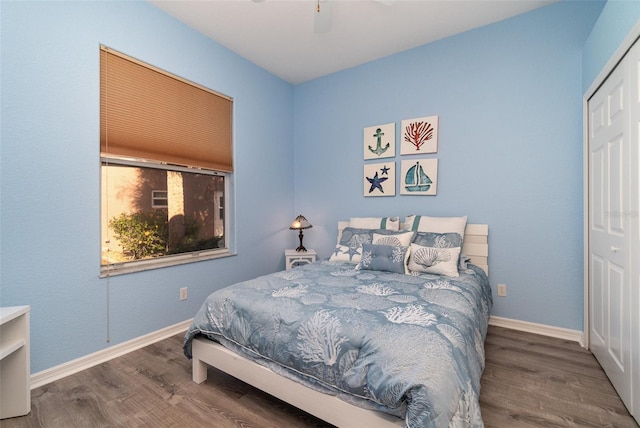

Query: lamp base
[{"left": 296, "top": 229, "right": 307, "bottom": 252}]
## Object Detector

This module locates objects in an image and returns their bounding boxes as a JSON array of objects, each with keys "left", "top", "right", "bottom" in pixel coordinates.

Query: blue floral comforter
[{"left": 184, "top": 260, "right": 492, "bottom": 428}]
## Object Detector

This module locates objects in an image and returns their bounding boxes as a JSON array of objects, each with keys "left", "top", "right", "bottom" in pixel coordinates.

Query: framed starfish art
[{"left": 363, "top": 162, "right": 395, "bottom": 197}]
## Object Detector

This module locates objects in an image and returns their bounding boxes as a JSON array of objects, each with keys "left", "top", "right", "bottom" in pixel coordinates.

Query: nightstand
[{"left": 285, "top": 249, "right": 317, "bottom": 270}]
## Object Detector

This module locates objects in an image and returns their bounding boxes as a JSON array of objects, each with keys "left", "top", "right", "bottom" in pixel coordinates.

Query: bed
[{"left": 184, "top": 217, "right": 491, "bottom": 428}]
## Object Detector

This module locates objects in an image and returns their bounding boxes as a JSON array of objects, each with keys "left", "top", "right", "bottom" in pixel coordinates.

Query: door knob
[{"left": 611, "top": 246, "right": 620, "bottom": 253}]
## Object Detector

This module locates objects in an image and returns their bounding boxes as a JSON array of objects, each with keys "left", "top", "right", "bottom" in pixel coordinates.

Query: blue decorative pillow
[
  {"left": 330, "top": 227, "right": 378, "bottom": 263},
  {"left": 357, "top": 243, "right": 409, "bottom": 274},
  {"left": 338, "top": 227, "right": 402, "bottom": 247},
  {"left": 412, "top": 231, "right": 462, "bottom": 248}
]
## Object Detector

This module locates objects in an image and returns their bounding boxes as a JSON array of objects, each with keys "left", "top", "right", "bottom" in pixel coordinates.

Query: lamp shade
[
  {"left": 289, "top": 215, "right": 312, "bottom": 252},
  {"left": 289, "top": 214, "right": 312, "bottom": 230}
]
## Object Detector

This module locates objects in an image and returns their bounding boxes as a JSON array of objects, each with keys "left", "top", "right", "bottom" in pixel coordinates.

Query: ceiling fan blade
[{"left": 314, "top": 1, "right": 332, "bottom": 34}]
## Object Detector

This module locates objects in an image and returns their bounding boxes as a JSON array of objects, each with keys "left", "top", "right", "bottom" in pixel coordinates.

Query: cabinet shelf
[
  {"left": 0, "top": 305, "right": 31, "bottom": 419},
  {"left": 0, "top": 338, "right": 26, "bottom": 360}
]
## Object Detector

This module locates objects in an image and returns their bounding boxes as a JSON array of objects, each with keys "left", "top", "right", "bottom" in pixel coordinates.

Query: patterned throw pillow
[
  {"left": 329, "top": 227, "right": 378, "bottom": 263},
  {"left": 373, "top": 231, "right": 414, "bottom": 247},
  {"left": 338, "top": 227, "right": 402, "bottom": 247},
  {"left": 412, "top": 231, "right": 462, "bottom": 248},
  {"left": 408, "top": 243, "right": 461, "bottom": 277},
  {"left": 356, "top": 243, "right": 409, "bottom": 274},
  {"left": 329, "top": 244, "right": 363, "bottom": 263},
  {"left": 331, "top": 228, "right": 414, "bottom": 264}
]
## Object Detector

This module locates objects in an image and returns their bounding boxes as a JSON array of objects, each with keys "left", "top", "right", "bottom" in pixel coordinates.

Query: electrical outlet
[
  {"left": 497, "top": 284, "right": 507, "bottom": 297},
  {"left": 180, "top": 287, "right": 188, "bottom": 301}
]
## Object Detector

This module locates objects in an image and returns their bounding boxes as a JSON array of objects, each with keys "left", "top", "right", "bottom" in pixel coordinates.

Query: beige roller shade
[{"left": 100, "top": 46, "right": 233, "bottom": 172}]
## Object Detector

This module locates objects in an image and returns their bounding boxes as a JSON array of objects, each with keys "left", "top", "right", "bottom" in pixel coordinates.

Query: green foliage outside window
[
  {"left": 108, "top": 210, "right": 215, "bottom": 261},
  {"left": 109, "top": 211, "right": 168, "bottom": 260}
]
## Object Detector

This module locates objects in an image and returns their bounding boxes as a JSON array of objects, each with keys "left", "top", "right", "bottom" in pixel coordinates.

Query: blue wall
[
  {"left": 582, "top": 0, "right": 640, "bottom": 92},
  {"left": 0, "top": 0, "right": 629, "bottom": 374},
  {"left": 0, "top": 1, "right": 295, "bottom": 373},
  {"left": 293, "top": 0, "right": 604, "bottom": 331}
]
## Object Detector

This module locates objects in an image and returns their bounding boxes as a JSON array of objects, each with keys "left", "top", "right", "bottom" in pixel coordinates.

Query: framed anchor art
[{"left": 363, "top": 123, "right": 395, "bottom": 160}]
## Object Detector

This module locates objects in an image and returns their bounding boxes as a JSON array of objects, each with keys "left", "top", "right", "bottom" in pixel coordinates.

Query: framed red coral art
[{"left": 400, "top": 115, "right": 438, "bottom": 155}]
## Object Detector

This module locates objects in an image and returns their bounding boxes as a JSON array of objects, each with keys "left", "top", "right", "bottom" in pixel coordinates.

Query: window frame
[
  {"left": 151, "top": 190, "right": 168, "bottom": 209},
  {"left": 100, "top": 156, "right": 232, "bottom": 277},
  {"left": 100, "top": 46, "right": 234, "bottom": 276}
]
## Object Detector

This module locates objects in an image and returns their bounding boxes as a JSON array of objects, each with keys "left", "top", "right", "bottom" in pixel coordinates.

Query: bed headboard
[
  {"left": 336, "top": 221, "right": 489, "bottom": 275},
  {"left": 461, "top": 224, "right": 488, "bottom": 275}
]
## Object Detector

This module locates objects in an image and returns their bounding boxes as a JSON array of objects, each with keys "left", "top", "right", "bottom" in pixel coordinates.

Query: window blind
[{"left": 100, "top": 46, "right": 233, "bottom": 172}]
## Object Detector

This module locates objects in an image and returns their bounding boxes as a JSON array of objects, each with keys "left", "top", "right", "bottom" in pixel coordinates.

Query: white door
[
  {"left": 588, "top": 43, "right": 632, "bottom": 410},
  {"left": 629, "top": 37, "right": 640, "bottom": 420}
]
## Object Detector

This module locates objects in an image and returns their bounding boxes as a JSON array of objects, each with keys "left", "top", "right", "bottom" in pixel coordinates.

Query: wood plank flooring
[
  {"left": 480, "top": 327, "right": 636, "bottom": 428},
  {"left": 1, "top": 326, "right": 637, "bottom": 428}
]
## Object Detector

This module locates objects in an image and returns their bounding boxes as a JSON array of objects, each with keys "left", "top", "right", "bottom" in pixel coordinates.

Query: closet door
[
  {"left": 588, "top": 44, "right": 632, "bottom": 410},
  {"left": 629, "top": 38, "right": 639, "bottom": 419}
]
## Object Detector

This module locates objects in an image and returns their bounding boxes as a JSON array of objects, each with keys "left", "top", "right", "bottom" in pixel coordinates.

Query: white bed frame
[{"left": 191, "top": 224, "right": 489, "bottom": 427}]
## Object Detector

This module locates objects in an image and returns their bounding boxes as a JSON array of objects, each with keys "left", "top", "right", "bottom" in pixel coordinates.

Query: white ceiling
[{"left": 148, "top": 0, "right": 556, "bottom": 85}]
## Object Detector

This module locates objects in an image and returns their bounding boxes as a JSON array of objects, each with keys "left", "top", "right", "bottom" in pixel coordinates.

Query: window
[
  {"left": 100, "top": 46, "right": 233, "bottom": 275},
  {"left": 151, "top": 190, "right": 168, "bottom": 209}
]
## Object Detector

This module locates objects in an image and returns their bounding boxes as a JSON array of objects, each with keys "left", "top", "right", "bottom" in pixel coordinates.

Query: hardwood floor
[
  {"left": 1, "top": 326, "right": 637, "bottom": 428},
  {"left": 480, "top": 327, "right": 636, "bottom": 428}
]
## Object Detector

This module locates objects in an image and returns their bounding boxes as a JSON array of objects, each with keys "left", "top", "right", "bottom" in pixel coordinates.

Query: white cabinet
[
  {"left": 0, "top": 306, "right": 31, "bottom": 419},
  {"left": 285, "top": 249, "right": 317, "bottom": 270}
]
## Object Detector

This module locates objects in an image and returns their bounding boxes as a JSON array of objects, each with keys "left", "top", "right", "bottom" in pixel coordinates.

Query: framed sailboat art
[{"left": 400, "top": 158, "right": 438, "bottom": 195}]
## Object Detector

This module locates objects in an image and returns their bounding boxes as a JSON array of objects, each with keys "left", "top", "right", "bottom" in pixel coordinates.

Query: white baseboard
[
  {"left": 489, "top": 315, "right": 584, "bottom": 346},
  {"left": 30, "top": 319, "right": 192, "bottom": 390}
]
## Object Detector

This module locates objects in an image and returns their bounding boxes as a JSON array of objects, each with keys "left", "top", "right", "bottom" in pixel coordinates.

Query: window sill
[{"left": 100, "top": 250, "right": 236, "bottom": 277}]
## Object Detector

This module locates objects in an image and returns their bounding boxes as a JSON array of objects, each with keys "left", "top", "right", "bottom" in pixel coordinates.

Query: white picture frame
[
  {"left": 363, "top": 162, "right": 395, "bottom": 197},
  {"left": 400, "top": 115, "right": 438, "bottom": 155},
  {"left": 400, "top": 158, "right": 438, "bottom": 195},
  {"left": 363, "top": 123, "right": 395, "bottom": 160}
]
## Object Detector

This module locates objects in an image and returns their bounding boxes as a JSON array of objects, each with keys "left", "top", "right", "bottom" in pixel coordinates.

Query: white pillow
[
  {"left": 350, "top": 216, "right": 400, "bottom": 231},
  {"left": 404, "top": 215, "right": 467, "bottom": 238},
  {"left": 408, "top": 243, "right": 461, "bottom": 277},
  {"left": 372, "top": 231, "right": 413, "bottom": 247}
]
